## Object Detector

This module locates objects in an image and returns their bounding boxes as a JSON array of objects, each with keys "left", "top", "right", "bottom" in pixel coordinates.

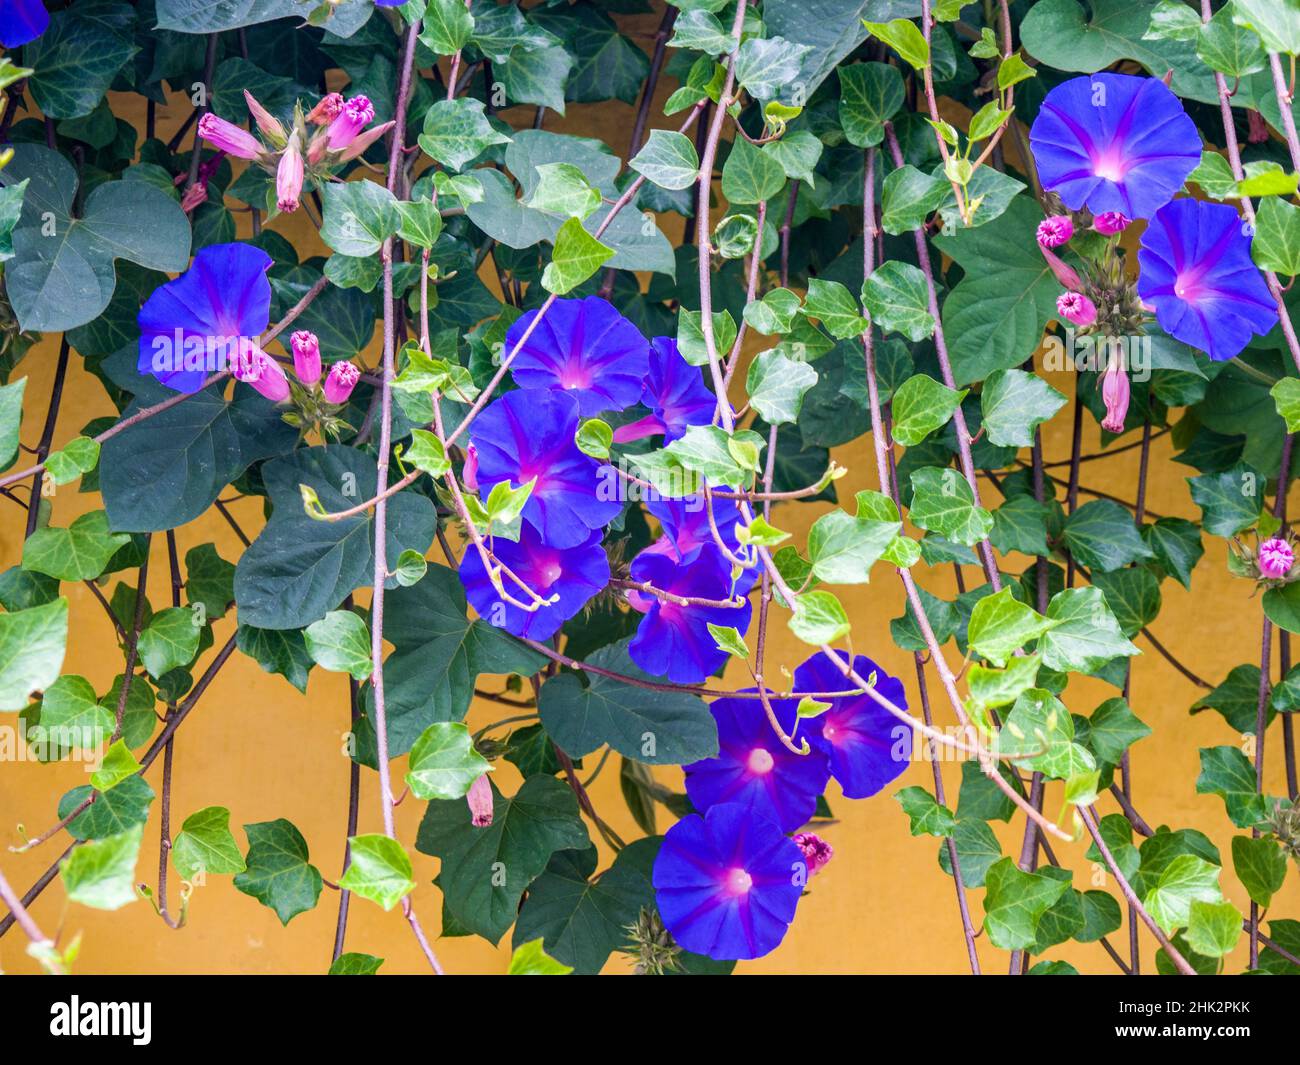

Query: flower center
[
  {"left": 746, "top": 747, "right": 775, "bottom": 775},
  {"left": 1092, "top": 147, "right": 1129, "bottom": 182},
  {"left": 558, "top": 363, "right": 593, "bottom": 390},
  {"left": 723, "top": 867, "right": 753, "bottom": 896},
  {"left": 1173, "top": 272, "right": 1208, "bottom": 302},
  {"left": 539, "top": 562, "right": 563, "bottom": 588}
]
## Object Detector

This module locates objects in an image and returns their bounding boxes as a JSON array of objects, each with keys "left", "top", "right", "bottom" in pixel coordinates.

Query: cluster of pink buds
[
  {"left": 1231, "top": 532, "right": 1298, "bottom": 585},
  {"left": 196, "top": 90, "right": 394, "bottom": 216},
  {"left": 231, "top": 329, "right": 359, "bottom": 412},
  {"left": 793, "top": 832, "right": 833, "bottom": 878},
  {"left": 1258, "top": 537, "right": 1296, "bottom": 581}
]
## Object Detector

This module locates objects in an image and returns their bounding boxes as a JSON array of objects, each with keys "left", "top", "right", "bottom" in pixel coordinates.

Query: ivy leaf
[
  {"left": 526, "top": 162, "right": 602, "bottom": 220},
  {"left": 39, "top": 675, "right": 112, "bottom": 747},
  {"left": 542, "top": 216, "right": 613, "bottom": 295},
  {"left": 23, "top": 510, "right": 130, "bottom": 582},
  {"left": 320, "top": 181, "right": 401, "bottom": 258},
  {"left": 1087, "top": 697, "right": 1152, "bottom": 765},
  {"left": 329, "top": 952, "right": 385, "bottom": 975},
  {"left": 171, "top": 806, "right": 246, "bottom": 880},
  {"left": 837, "top": 62, "right": 904, "bottom": 148},
  {"left": 44, "top": 436, "right": 100, "bottom": 486},
  {"left": 989, "top": 496, "right": 1051, "bottom": 558},
  {"left": 0, "top": 143, "right": 189, "bottom": 332},
  {"left": 538, "top": 639, "right": 718, "bottom": 763},
  {"left": 1039, "top": 587, "right": 1139, "bottom": 675},
  {"left": 806, "top": 510, "right": 900, "bottom": 584},
  {"left": 58, "top": 778, "right": 154, "bottom": 841},
  {"left": 1188, "top": 462, "right": 1263, "bottom": 537},
  {"left": 184, "top": 544, "right": 236, "bottom": 621},
  {"left": 1142, "top": 517, "right": 1204, "bottom": 590},
  {"left": 1232, "top": 0, "right": 1300, "bottom": 55},
  {"left": 669, "top": 9, "right": 735, "bottom": 53},
  {"left": 418, "top": 97, "right": 511, "bottom": 172},
  {"left": 982, "top": 857, "right": 1070, "bottom": 950},
  {"left": 861, "top": 262, "right": 933, "bottom": 342},
  {"left": 395, "top": 200, "right": 444, "bottom": 250},
  {"left": 237, "top": 624, "right": 314, "bottom": 694},
  {"left": 304, "top": 610, "right": 373, "bottom": 681},
  {"left": 338, "top": 834, "right": 416, "bottom": 911},
  {"left": 508, "top": 938, "right": 574, "bottom": 975},
  {"left": 415, "top": 774, "right": 590, "bottom": 944},
  {"left": 1196, "top": 745, "right": 1271, "bottom": 828},
  {"left": 862, "top": 18, "right": 930, "bottom": 69},
  {"left": 967, "top": 587, "right": 1058, "bottom": 668},
  {"left": 764, "top": 130, "right": 822, "bottom": 187},
  {"left": 889, "top": 374, "right": 966, "bottom": 446},
  {"left": 720, "top": 136, "right": 786, "bottom": 206},
  {"left": 90, "top": 739, "right": 141, "bottom": 793},
  {"left": 746, "top": 350, "right": 818, "bottom": 425},
  {"left": 497, "top": 43, "right": 574, "bottom": 115},
  {"left": 802, "top": 278, "right": 867, "bottom": 339},
  {"left": 630, "top": 129, "right": 700, "bottom": 191},
  {"left": 665, "top": 425, "right": 764, "bottom": 487},
  {"left": 676, "top": 308, "right": 738, "bottom": 367},
  {"left": 60, "top": 824, "right": 144, "bottom": 911},
  {"left": 907, "top": 466, "right": 994, "bottom": 546},
  {"left": 25, "top": 4, "right": 138, "bottom": 120},
  {"left": 0, "top": 598, "right": 68, "bottom": 711},
  {"left": 233, "top": 818, "right": 323, "bottom": 926},
  {"left": 405, "top": 722, "right": 491, "bottom": 800},
  {"left": 980, "top": 369, "right": 1068, "bottom": 448},
  {"left": 938, "top": 817, "right": 1003, "bottom": 886},
  {"left": 789, "top": 589, "right": 851, "bottom": 644},
  {"left": 997, "top": 688, "right": 1096, "bottom": 780},
  {"left": 1186, "top": 899, "right": 1243, "bottom": 958},
  {"left": 1192, "top": 664, "right": 1267, "bottom": 733},
  {"left": 880, "top": 165, "right": 949, "bottom": 235},
  {"left": 1061, "top": 499, "right": 1155, "bottom": 572},
  {"left": 1143, "top": 854, "right": 1222, "bottom": 934},
  {"left": 136, "top": 607, "right": 201, "bottom": 679},
  {"left": 968, "top": 654, "right": 1042, "bottom": 713},
  {"left": 733, "top": 36, "right": 811, "bottom": 101},
  {"left": 420, "top": 0, "right": 476, "bottom": 55},
  {"left": 1232, "top": 835, "right": 1288, "bottom": 909},
  {"left": 1197, "top": 5, "right": 1267, "bottom": 78},
  {"left": 0, "top": 377, "right": 25, "bottom": 471},
  {"left": 513, "top": 839, "right": 658, "bottom": 974},
  {"left": 894, "top": 786, "right": 957, "bottom": 837}
]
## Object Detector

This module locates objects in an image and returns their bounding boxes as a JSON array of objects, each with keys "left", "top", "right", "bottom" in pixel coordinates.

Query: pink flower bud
[
  {"left": 232, "top": 344, "right": 290, "bottom": 403},
  {"left": 306, "top": 92, "right": 345, "bottom": 125},
  {"left": 180, "top": 180, "right": 208, "bottom": 214},
  {"left": 326, "top": 95, "right": 375, "bottom": 150},
  {"left": 793, "top": 832, "right": 833, "bottom": 877},
  {"left": 1248, "top": 110, "right": 1270, "bottom": 144},
  {"left": 466, "top": 773, "right": 493, "bottom": 827},
  {"left": 306, "top": 127, "right": 330, "bottom": 166},
  {"left": 323, "top": 360, "right": 360, "bottom": 404},
  {"left": 1259, "top": 538, "right": 1295, "bottom": 580},
  {"left": 1056, "top": 291, "right": 1097, "bottom": 328},
  {"left": 1036, "top": 215, "right": 1073, "bottom": 248},
  {"left": 1093, "top": 211, "right": 1131, "bottom": 236},
  {"left": 290, "top": 330, "right": 321, "bottom": 386},
  {"left": 1101, "top": 357, "right": 1130, "bottom": 433},
  {"left": 276, "top": 138, "right": 304, "bottom": 213},
  {"left": 243, "top": 90, "right": 285, "bottom": 141},
  {"left": 336, "top": 119, "right": 395, "bottom": 162},
  {"left": 1040, "top": 243, "right": 1083, "bottom": 290},
  {"left": 197, "top": 112, "right": 262, "bottom": 160},
  {"left": 461, "top": 441, "right": 479, "bottom": 492}
]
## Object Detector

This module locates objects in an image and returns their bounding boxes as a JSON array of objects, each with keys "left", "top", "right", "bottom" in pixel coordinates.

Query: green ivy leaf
[
  {"left": 329, "top": 952, "right": 385, "bottom": 975},
  {"left": 137, "top": 607, "right": 201, "bottom": 679},
  {"left": 171, "top": 806, "right": 246, "bottom": 880},
  {"left": 233, "top": 818, "right": 323, "bottom": 926},
  {"left": 60, "top": 824, "right": 143, "bottom": 911},
  {"left": 982, "top": 857, "right": 1070, "bottom": 950},
  {"left": 629, "top": 129, "right": 700, "bottom": 191},
  {"left": 789, "top": 589, "right": 851, "bottom": 645},
  {"left": 405, "top": 722, "right": 491, "bottom": 800},
  {"left": 338, "top": 834, "right": 417, "bottom": 911},
  {"left": 862, "top": 18, "right": 930, "bottom": 70},
  {"left": 23, "top": 510, "right": 130, "bottom": 582},
  {"left": 1039, "top": 587, "right": 1139, "bottom": 675},
  {"left": 526, "top": 162, "right": 602, "bottom": 220},
  {"left": 980, "top": 369, "right": 1068, "bottom": 448},
  {"left": 907, "top": 466, "right": 993, "bottom": 546},
  {"left": 837, "top": 62, "right": 904, "bottom": 148},
  {"left": 1142, "top": 517, "right": 1204, "bottom": 590},
  {"left": 1143, "top": 854, "right": 1222, "bottom": 934},
  {"left": 508, "top": 938, "right": 574, "bottom": 975},
  {"left": 746, "top": 350, "right": 818, "bottom": 425},
  {"left": 304, "top": 610, "right": 373, "bottom": 681},
  {"left": 967, "top": 588, "right": 1058, "bottom": 668},
  {"left": 0, "top": 598, "right": 68, "bottom": 711},
  {"left": 889, "top": 374, "right": 966, "bottom": 446},
  {"left": 1087, "top": 697, "right": 1152, "bottom": 765},
  {"left": 997, "top": 688, "right": 1096, "bottom": 780},
  {"left": 1232, "top": 0, "right": 1300, "bottom": 56},
  {"left": 1061, "top": 499, "right": 1155, "bottom": 572},
  {"left": 1188, "top": 462, "right": 1264, "bottom": 536},
  {"left": 418, "top": 97, "right": 511, "bottom": 172},
  {"left": 720, "top": 135, "right": 786, "bottom": 206},
  {"left": 320, "top": 180, "right": 402, "bottom": 258},
  {"left": 894, "top": 786, "right": 957, "bottom": 837},
  {"left": 542, "top": 216, "right": 614, "bottom": 295},
  {"left": 420, "top": 0, "right": 476, "bottom": 55},
  {"left": 734, "top": 36, "right": 811, "bottom": 100},
  {"left": 1196, "top": 745, "right": 1272, "bottom": 828},
  {"left": 806, "top": 510, "right": 900, "bottom": 584},
  {"left": 861, "top": 262, "right": 934, "bottom": 342}
]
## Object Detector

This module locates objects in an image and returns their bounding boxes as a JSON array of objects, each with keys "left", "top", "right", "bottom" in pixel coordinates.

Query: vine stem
[
  {"left": 0, "top": 866, "right": 56, "bottom": 966},
  {"left": 882, "top": 122, "right": 1001, "bottom": 590},
  {"left": 155, "top": 530, "right": 184, "bottom": 930}
]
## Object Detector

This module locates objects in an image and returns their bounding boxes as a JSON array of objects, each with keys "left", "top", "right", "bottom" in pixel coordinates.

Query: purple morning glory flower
[
  {"left": 684, "top": 690, "right": 831, "bottom": 833},
  {"left": 614, "top": 336, "right": 717, "bottom": 444},
  {"left": 627, "top": 544, "right": 751, "bottom": 684},
  {"left": 459, "top": 526, "right": 609, "bottom": 641},
  {"left": 0, "top": 0, "right": 49, "bottom": 47},
  {"left": 137, "top": 243, "right": 273, "bottom": 394},
  {"left": 646, "top": 491, "right": 757, "bottom": 595},
  {"left": 1136, "top": 199, "right": 1277, "bottom": 361},
  {"left": 1029, "top": 73, "right": 1200, "bottom": 220},
  {"left": 506, "top": 295, "right": 649, "bottom": 416},
  {"left": 470, "top": 388, "right": 622, "bottom": 548},
  {"left": 653, "top": 802, "right": 803, "bottom": 960},
  {"left": 793, "top": 651, "right": 912, "bottom": 799}
]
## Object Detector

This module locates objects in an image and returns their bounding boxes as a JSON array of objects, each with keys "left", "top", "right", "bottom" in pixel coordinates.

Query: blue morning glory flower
[
  {"left": 505, "top": 295, "right": 649, "bottom": 416},
  {"left": 653, "top": 802, "right": 803, "bottom": 960},
  {"left": 137, "top": 243, "right": 273, "bottom": 393},
  {"left": 793, "top": 651, "right": 912, "bottom": 799},
  {"left": 1029, "top": 73, "right": 1200, "bottom": 220},
  {"left": 647, "top": 491, "right": 757, "bottom": 596},
  {"left": 0, "top": 0, "right": 49, "bottom": 47},
  {"left": 458, "top": 526, "right": 609, "bottom": 641},
  {"left": 470, "top": 388, "right": 622, "bottom": 549},
  {"left": 1137, "top": 199, "right": 1277, "bottom": 361},
  {"left": 627, "top": 543, "right": 751, "bottom": 684},
  {"left": 684, "top": 690, "right": 831, "bottom": 832},
  {"left": 614, "top": 336, "right": 717, "bottom": 445}
]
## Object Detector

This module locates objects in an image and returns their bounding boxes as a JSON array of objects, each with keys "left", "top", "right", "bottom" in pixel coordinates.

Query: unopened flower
[
  {"left": 323, "top": 360, "right": 360, "bottom": 404},
  {"left": 466, "top": 773, "right": 494, "bottom": 827},
  {"left": 1259, "top": 538, "right": 1295, "bottom": 580},
  {"left": 327, "top": 95, "right": 376, "bottom": 150},
  {"left": 180, "top": 181, "right": 208, "bottom": 214},
  {"left": 306, "top": 92, "right": 345, "bottom": 125},
  {"left": 276, "top": 138, "right": 304, "bottom": 213},
  {"left": 197, "top": 112, "right": 263, "bottom": 160},
  {"left": 337, "top": 120, "right": 395, "bottom": 163},
  {"left": 1029, "top": 72, "right": 1200, "bottom": 219},
  {"left": 461, "top": 442, "right": 479, "bottom": 492},
  {"left": 793, "top": 832, "right": 834, "bottom": 877},
  {"left": 1039, "top": 242, "right": 1083, "bottom": 290},
  {"left": 1101, "top": 355, "right": 1130, "bottom": 433},
  {"left": 290, "top": 330, "right": 321, "bottom": 386},
  {"left": 233, "top": 344, "right": 290, "bottom": 403},
  {"left": 1137, "top": 199, "right": 1276, "bottom": 361},
  {"left": 1248, "top": 110, "right": 1270, "bottom": 144},
  {"left": 243, "top": 90, "right": 285, "bottom": 142},
  {"left": 1036, "top": 215, "right": 1074, "bottom": 248},
  {"left": 1057, "top": 291, "right": 1097, "bottom": 328},
  {"left": 1093, "top": 211, "right": 1131, "bottom": 235}
]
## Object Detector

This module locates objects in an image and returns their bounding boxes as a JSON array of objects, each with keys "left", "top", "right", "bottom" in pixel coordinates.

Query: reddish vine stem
[
  {"left": 332, "top": 598, "right": 362, "bottom": 965},
  {"left": 24, "top": 336, "right": 70, "bottom": 537},
  {"left": 155, "top": 530, "right": 183, "bottom": 930},
  {"left": 0, "top": 866, "right": 56, "bottom": 967}
]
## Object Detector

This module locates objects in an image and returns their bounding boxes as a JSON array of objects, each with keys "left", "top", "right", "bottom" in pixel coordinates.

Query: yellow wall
[{"left": 2, "top": 12, "right": 1298, "bottom": 974}]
